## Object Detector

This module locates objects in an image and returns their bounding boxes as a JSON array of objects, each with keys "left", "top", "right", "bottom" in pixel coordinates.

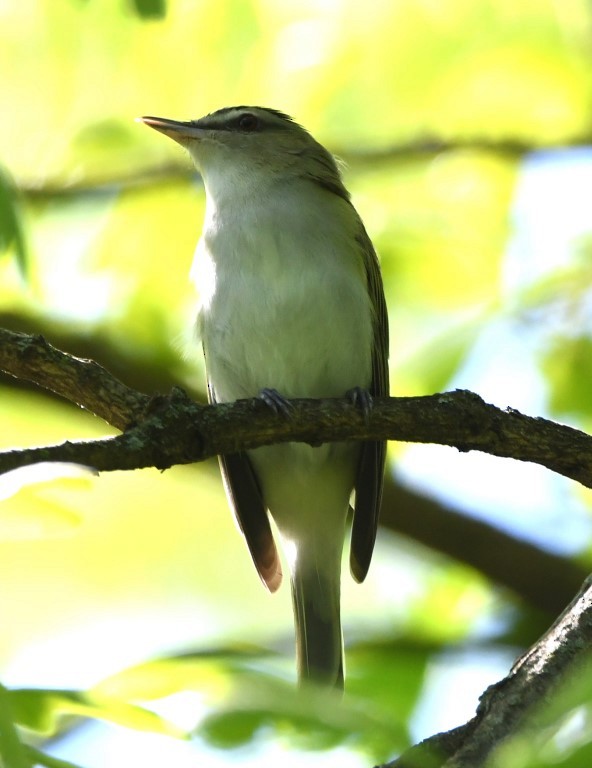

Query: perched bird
[{"left": 139, "top": 107, "right": 389, "bottom": 689}]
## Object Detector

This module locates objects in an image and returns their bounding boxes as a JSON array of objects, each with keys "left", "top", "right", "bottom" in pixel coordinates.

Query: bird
[{"left": 139, "top": 106, "right": 389, "bottom": 689}]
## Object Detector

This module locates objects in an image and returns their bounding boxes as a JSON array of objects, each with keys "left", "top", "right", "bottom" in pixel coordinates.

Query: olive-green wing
[
  {"left": 350, "top": 227, "right": 390, "bottom": 583},
  {"left": 207, "top": 377, "right": 282, "bottom": 592}
]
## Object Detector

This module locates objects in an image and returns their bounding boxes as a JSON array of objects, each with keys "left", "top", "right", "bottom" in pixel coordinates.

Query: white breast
[{"left": 192, "top": 179, "right": 374, "bottom": 404}]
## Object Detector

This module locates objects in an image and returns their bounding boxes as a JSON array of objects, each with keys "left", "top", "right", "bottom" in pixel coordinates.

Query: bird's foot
[
  {"left": 258, "top": 388, "right": 293, "bottom": 417},
  {"left": 346, "top": 386, "right": 373, "bottom": 425}
]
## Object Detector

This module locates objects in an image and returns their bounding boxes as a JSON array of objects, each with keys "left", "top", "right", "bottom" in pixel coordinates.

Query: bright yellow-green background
[{"left": 1, "top": 1, "right": 592, "bottom": 766}]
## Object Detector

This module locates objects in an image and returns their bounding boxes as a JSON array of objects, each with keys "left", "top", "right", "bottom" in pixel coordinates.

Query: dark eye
[{"left": 237, "top": 114, "right": 259, "bottom": 132}]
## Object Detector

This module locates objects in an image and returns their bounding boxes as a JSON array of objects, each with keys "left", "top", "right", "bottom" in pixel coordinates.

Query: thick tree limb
[
  {"left": 2, "top": 329, "right": 592, "bottom": 489},
  {"left": 0, "top": 328, "right": 148, "bottom": 431},
  {"left": 383, "top": 576, "right": 592, "bottom": 768}
]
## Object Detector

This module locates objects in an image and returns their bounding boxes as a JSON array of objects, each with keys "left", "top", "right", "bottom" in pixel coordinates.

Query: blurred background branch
[{"left": 15, "top": 131, "right": 592, "bottom": 199}]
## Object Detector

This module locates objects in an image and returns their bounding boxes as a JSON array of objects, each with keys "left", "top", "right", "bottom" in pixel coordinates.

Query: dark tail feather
[{"left": 291, "top": 556, "right": 344, "bottom": 690}]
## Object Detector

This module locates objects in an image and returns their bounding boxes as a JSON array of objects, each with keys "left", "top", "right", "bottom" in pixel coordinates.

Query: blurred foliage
[
  {"left": 1, "top": 0, "right": 592, "bottom": 766},
  {"left": 0, "top": 168, "right": 28, "bottom": 275},
  {"left": 11, "top": 686, "right": 180, "bottom": 738}
]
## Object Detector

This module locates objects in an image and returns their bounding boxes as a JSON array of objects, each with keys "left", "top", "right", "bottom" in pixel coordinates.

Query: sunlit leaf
[
  {"left": 0, "top": 682, "right": 29, "bottom": 768},
  {"left": 11, "top": 687, "right": 183, "bottom": 738},
  {"left": 91, "top": 652, "right": 242, "bottom": 701},
  {"left": 543, "top": 336, "right": 592, "bottom": 420},
  {"left": 0, "top": 463, "right": 96, "bottom": 540},
  {"left": 0, "top": 166, "right": 27, "bottom": 275}
]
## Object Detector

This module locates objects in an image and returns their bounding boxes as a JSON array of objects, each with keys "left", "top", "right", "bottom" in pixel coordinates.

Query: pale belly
[
  {"left": 194, "top": 201, "right": 375, "bottom": 530},
  {"left": 201, "top": 270, "right": 373, "bottom": 403}
]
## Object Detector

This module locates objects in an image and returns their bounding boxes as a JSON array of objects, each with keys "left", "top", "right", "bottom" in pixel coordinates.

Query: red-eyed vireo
[{"left": 139, "top": 107, "right": 389, "bottom": 689}]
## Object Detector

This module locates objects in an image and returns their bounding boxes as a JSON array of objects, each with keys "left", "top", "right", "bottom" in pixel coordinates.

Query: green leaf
[
  {"left": 93, "top": 649, "right": 410, "bottom": 759},
  {"left": 0, "top": 682, "right": 30, "bottom": 768},
  {"left": 543, "top": 336, "right": 592, "bottom": 420},
  {"left": 128, "top": 0, "right": 167, "bottom": 19},
  {"left": 0, "top": 165, "right": 27, "bottom": 276},
  {"left": 10, "top": 688, "right": 183, "bottom": 738},
  {"left": 91, "top": 648, "right": 262, "bottom": 701},
  {"left": 347, "top": 641, "right": 430, "bottom": 725},
  {"left": 199, "top": 668, "right": 408, "bottom": 759},
  {"left": 0, "top": 463, "right": 97, "bottom": 541}
]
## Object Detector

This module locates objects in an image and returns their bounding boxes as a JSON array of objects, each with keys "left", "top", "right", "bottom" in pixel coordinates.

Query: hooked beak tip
[
  {"left": 137, "top": 115, "right": 175, "bottom": 130},
  {"left": 137, "top": 116, "right": 198, "bottom": 144}
]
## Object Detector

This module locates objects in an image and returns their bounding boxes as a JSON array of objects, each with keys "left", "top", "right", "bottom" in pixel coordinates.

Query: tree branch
[
  {"left": 0, "top": 328, "right": 148, "bottom": 431},
  {"left": 2, "top": 329, "right": 592, "bottom": 489},
  {"left": 383, "top": 575, "right": 592, "bottom": 767}
]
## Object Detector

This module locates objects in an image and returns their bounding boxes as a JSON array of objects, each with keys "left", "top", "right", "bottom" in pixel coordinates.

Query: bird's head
[{"left": 138, "top": 106, "right": 347, "bottom": 201}]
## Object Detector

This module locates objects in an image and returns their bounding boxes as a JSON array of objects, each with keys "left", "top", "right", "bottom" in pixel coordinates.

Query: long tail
[{"left": 290, "top": 550, "right": 344, "bottom": 690}]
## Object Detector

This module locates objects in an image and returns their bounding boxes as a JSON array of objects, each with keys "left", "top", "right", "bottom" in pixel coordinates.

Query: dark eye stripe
[{"left": 192, "top": 107, "right": 296, "bottom": 133}]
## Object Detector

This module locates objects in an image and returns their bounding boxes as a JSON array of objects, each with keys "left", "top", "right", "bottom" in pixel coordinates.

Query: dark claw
[
  {"left": 346, "top": 386, "right": 373, "bottom": 424},
  {"left": 258, "top": 388, "right": 293, "bottom": 417}
]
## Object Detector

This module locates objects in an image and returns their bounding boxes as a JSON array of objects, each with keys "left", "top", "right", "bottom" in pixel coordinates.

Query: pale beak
[{"left": 137, "top": 116, "right": 203, "bottom": 145}]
